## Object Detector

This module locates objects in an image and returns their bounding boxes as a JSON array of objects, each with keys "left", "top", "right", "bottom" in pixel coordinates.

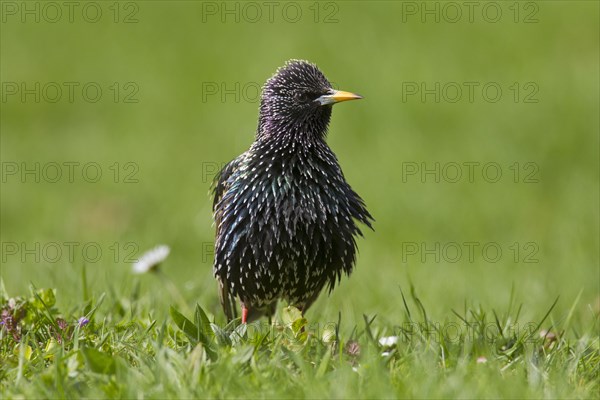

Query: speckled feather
[{"left": 212, "top": 60, "right": 373, "bottom": 321}]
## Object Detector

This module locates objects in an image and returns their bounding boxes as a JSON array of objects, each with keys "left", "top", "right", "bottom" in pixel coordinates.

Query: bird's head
[{"left": 257, "top": 60, "right": 362, "bottom": 141}]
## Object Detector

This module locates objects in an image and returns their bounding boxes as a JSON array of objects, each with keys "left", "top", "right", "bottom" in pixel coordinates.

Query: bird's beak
[{"left": 316, "top": 90, "right": 363, "bottom": 106}]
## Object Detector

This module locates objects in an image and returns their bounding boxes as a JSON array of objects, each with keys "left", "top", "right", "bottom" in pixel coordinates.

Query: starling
[{"left": 212, "top": 60, "right": 373, "bottom": 323}]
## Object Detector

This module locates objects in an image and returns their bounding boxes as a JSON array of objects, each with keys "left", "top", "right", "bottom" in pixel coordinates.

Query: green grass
[
  {"left": 1, "top": 277, "right": 598, "bottom": 398},
  {"left": 1, "top": 1, "right": 599, "bottom": 398}
]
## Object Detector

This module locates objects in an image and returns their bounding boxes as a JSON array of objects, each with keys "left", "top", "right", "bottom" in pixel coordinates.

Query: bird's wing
[
  {"left": 212, "top": 158, "right": 238, "bottom": 213},
  {"left": 211, "top": 157, "right": 242, "bottom": 322}
]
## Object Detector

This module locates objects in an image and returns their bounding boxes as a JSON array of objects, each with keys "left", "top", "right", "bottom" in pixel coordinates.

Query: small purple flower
[{"left": 78, "top": 317, "right": 90, "bottom": 327}]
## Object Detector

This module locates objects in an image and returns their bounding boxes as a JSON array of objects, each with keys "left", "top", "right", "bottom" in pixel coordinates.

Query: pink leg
[{"left": 241, "top": 305, "right": 249, "bottom": 324}]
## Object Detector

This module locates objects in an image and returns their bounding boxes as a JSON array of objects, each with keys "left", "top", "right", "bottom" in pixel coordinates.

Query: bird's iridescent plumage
[{"left": 213, "top": 60, "right": 373, "bottom": 322}]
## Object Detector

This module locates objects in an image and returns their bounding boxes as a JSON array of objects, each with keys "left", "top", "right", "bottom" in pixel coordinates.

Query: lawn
[{"left": 1, "top": 1, "right": 599, "bottom": 398}]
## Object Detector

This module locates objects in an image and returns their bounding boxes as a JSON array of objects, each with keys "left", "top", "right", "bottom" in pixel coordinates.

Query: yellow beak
[{"left": 317, "top": 90, "right": 363, "bottom": 105}]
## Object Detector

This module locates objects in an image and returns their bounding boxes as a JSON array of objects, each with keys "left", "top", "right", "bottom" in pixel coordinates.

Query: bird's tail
[{"left": 218, "top": 278, "right": 238, "bottom": 322}]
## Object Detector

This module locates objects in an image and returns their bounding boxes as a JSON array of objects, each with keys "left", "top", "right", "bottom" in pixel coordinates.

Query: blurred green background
[{"left": 1, "top": 1, "right": 598, "bottom": 328}]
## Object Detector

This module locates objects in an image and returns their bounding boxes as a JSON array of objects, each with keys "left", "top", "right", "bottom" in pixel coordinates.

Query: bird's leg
[{"left": 241, "top": 305, "right": 249, "bottom": 324}]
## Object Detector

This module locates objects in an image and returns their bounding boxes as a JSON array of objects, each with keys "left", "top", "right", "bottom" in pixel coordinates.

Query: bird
[{"left": 212, "top": 59, "right": 373, "bottom": 324}]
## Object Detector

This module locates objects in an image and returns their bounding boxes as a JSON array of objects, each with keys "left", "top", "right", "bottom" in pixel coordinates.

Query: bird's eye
[{"left": 295, "top": 92, "right": 311, "bottom": 102}]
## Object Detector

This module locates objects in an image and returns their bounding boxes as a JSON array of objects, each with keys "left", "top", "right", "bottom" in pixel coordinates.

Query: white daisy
[
  {"left": 378, "top": 336, "right": 399, "bottom": 347},
  {"left": 132, "top": 245, "right": 170, "bottom": 274}
]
